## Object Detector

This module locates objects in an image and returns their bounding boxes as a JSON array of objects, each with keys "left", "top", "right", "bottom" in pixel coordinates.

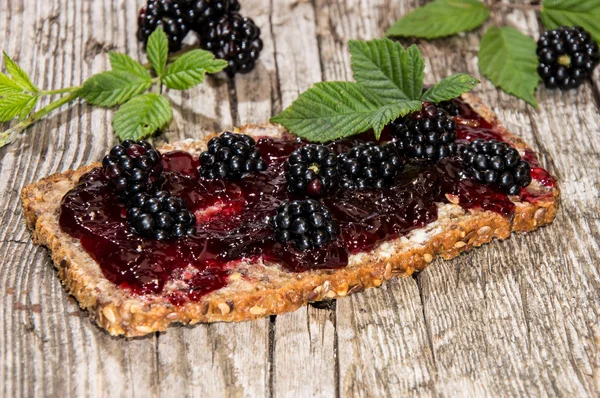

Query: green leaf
[
  {"left": 3, "top": 52, "right": 38, "bottom": 93},
  {"left": 386, "top": 0, "right": 490, "bottom": 39},
  {"left": 0, "top": 94, "right": 34, "bottom": 122},
  {"left": 109, "top": 52, "right": 151, "bottom": 79},
  {"left": 79, "top": 71, "right": 153, "bottom": 107},
  {"left": 270, "top": 81, "right": 420, "bottom": 142},
  {"left": 147, "top": 27, "right": 169, "bottom": 76},
  {"left": 0, "top": 73, "right": 24, "bottom": 96},
  {"left": 479, "top": 27, "right": 539, "bottom": 107},
  {"left": 368, "top": 101, "right": 422, "bottom": 139},
  {"left": 421, "top": 73, "right": 480, "bottom": 102},
  {"left": 541, "top": 0, "right": 600, "bottom": 44},
  {"left": 18, "top": 96, "right": 38, "bottom": 121},
  {"left": 113, "top": 93, "right": 173, "bottom": 141},
  {"left": 162, "top": 50, "right": 227, "bottom": 90},
  {"left": 349, "top": 39, "right": 425, "bottom": 101}
]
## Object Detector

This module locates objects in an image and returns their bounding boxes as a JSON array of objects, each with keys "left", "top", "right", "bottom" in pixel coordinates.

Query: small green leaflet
[
  {"left": 147, "top": 27, "right": 169, "bottom": 76},
  {"left": 0, "top": 73, "right": 23, "bottom": 95},
  {"left": 271, "top": 39, "right": 478, "bottom": 142},
  {"left": 79, "top": 71, "right": 153, "bottom": 107},
  {"left": 479, "top": 27, "right": 539, "bottom": 107},
  {"left": 0, "top": 94, "right": 34, "bottom": 122},
  {"left": 422, "top": 74, "right": 480, "bottom": 103},
  {"left": 113, "top": 93, "right": 173, "bottom": 141},
  {"left": 19, "top": 96, "right": 38, "bottom": 121},
  {"left": 2, "top": 52, "right": 38, "bottom": 93},
  {"left": 541, "top": 0, "right": 600, "bottom": 44},
  {"left": 386, "top": 0, "right": 490, "bottom": 39},
  {"left": 109, "top": 52, "right": 151, "bottom": 79},
  {"left": 162, "top": 50, "right": 227, "bottom": 90},
  {"left": 349, "top": 40, "right": 425, "bottom": 102}
]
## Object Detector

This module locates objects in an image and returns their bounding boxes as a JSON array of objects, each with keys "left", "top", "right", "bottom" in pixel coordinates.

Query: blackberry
[
  {"left": 183, "top": 0, "right": 240, "bottom": 25},
  {"left": 438, "top": 100, "right": 461, "bottom": 117},
  {"left": 390, "top": 103, "right": 457, "bottom": 161},
  {"left": 460, "top": 139, "right": 532, "bottom": 196},
  {"left": 199, "top": 132, "right": 267, "bottom": 179},
  {"left": 537, "top": 26, "right": 600, "bottom": 90},
  {"left": 338, "top": 142, "right": 402, "bottom": 191},
  {"left": 138, "top": 0, "right": 190, "bottom": 52},
  {"left": 127, "top": 191, "right": 196, "bottom": 240},
  {"left": 197, "top": 13, "right": 263, "bottom": 77},
  {"left": 285, "top": 145, "right": 338, "bottom": 197},
  {"left": 271, "top": 200, "right": 340, "bottom": 251},
  {"left": 102, "top": 140, "right": 163, "bottom": 200}
]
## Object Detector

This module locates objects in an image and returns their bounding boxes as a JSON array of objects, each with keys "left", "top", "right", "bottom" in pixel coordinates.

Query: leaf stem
[
  {"left": 0, "top": 92, "right": 79, "bottom": 148},
  {"left": 41, "top": 86, "right": 81, "bottom": 96}
]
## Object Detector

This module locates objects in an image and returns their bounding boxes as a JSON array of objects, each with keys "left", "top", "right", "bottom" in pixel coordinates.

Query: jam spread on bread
[{"left": 59, "top": 99, "right": 555, "bottom": 302}]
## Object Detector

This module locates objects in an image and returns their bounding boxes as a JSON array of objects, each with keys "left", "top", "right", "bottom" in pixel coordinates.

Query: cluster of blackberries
[
  {"left": 286, "top": 144, "right": 338, "bottom": 197},
  {"left": 137, "top": 0, "right": 262, "bottom": 76},
  {"left": 338, "top": 142, "right": 402, "bottom": 190},
  {"left": 103, "top": 140, "right": 196, "bottom": 240},
  {"left": 390, "top": 104, "right": 457, "bottom": 161},
  {"left": 102, "top": 140, "right": 163, "bottom": 200},
  {"left": 460, "top": 140, "right": 532, "bottom": 195},
  {"left": 537, "top": 26, "right": 600, "bottom": 90},
  {"left": 127, "top": 191, "right": 196, "bottom": 240},
  {"left": 271, "top": 200, "right": 340, "bottom": 251},
  {"left": 199, "top": 132, "right": 268, "bottom": 180}
]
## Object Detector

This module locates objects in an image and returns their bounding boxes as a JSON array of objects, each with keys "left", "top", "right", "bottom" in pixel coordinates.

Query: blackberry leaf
[
  {"left": 368, "top": 101, "right": 422, "bottom": 139},
  {"left": 541, "top": 0, "right": 600, "bottom": 44},
  {"left": 162, "top": 50, "right": 227, "bottom": 90},
  {"left": 18, "top": 96, "right": 38, "bottom": 121},
  {"left": 113, "top": 93, "right": 173, "bottom": 141},
  {"left": 0, "top": 73, "right": 23, "bottom": 96},
  {"left": 2, "top": 52, "right": 38, "bottom": 93},
  {"left": 79, "top": 71, "right": 153, "bottom": 107},
  {"left": 479, "top": 27, "right": 539, "bottom": 107},
  {"left": 349, "top": 39, "right": 424, "bottom": 101},
  {"left": 147, "top": 26, "right": 169, "bottom": 76},
  {"left": 270, "top": 81, "right": 420, "bottom": 142},
  {"left": 422, "top": 74, "right": 480, "bottom": 103},
  {"left": 109, "top": 52, "right": 151, "bottom": 79},
  {"left": 0, "top": 94, "right": 35, "bottom": 122},
  {"left": 386, "top": 0, "right": 490, "bottom": 39}
]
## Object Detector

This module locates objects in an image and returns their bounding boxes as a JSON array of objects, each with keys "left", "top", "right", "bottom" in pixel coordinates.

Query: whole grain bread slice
[{"left": 20, "top": 93, "right": 560, "bottom": 337}]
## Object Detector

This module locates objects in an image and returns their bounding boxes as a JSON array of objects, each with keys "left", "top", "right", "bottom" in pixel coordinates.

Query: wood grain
[{"left": 1, "top": 0, "right": 600, "bottom": 397}]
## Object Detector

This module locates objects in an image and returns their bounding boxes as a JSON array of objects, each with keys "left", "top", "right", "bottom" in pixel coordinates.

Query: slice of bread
[{"left": 20, "top": 94, "right": 559, "bottom": 337}]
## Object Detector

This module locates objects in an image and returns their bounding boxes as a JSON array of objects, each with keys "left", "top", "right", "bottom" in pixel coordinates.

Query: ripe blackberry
[
  {"left": 338, "top": 142, "right": 402, "bottom": 191},
  {"left": 390, "top": 103, "right": 457, "bottom": 161},
  {"left": 127, "top": 191, "right": 196, "bottom": 240},
  {"left": 271, "top": 200, "right": 340, "bottom": 251},
  {"left": 537, "top": 26, "right": 600, "bottom": 89},
  {"left": 285, "top": 145, "right": 338, "bottom": 197},
  {"left": 183, "top": 0, "right": 240, "bottom": 25},
  {"left": 102, "top": 140, "right": 163, "bottom": 200},
  {"left": 138, "top": 0, "right": 190, "bottom": 52},
  {"left": 197, "top": 13, "right": 263, "bottom": 77},
  {"left": 460, "top": 139, "right": 532, "bottom": 196},
  {"left": 199, "top": 132, "right": 267, "bottom": 179},
  {"left": 438, "top": 100, "right": 461, "bottom": 117}
]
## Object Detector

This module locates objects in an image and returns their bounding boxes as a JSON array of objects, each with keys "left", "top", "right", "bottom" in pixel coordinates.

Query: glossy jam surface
[{"left": 59, "top": 99, "right": 556, "bottom": 301}]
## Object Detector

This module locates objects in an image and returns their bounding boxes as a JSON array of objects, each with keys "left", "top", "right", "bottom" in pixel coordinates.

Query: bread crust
[{"left": 20, "top": 94, "right": 560, "bottom": 337}]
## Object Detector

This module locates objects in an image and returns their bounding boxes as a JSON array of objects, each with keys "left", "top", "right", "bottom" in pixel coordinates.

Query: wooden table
[{"left": 1, "top": 0, "right": 599, "bottom": 396}]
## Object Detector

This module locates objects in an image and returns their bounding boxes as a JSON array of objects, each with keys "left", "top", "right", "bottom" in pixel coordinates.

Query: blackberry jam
[{"left": 59, "top": 99, "right": 555, "bottom": 302}]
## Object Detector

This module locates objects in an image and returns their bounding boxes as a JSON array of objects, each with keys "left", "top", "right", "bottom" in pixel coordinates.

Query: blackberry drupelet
[
  {"left": 285, "top": 144, "right": 338, "bottom": 197},
  {"left": 390, "top": 103, "right": 457, "bottom": 161},
  {"left": 438, "top": 100, "right": 461, "bottom": 117},
  {"left": 199, "top": 132, "right": 267, "bottom": 179},
  {"left": 102, "top": 140, "right": 163, "bottom": 200},
  {"left": 138, "top": 0, "right": 190, "bottom": 52},
  {"left": 197, "top": 13, "right": 263, "bottom": 77},
  {"left": 183, "top": 0, "right": 240, "bottom": 25},
  {"left": 127, "top": 191, "right": 196, "bottom": 240},
  {"left": 460, "top": 139, "right": 532, "bottom": 196},
  {"left": 271, "top": 200, "right": 340, "bottom": 251},
  {"left": 537, "top": 26, "right": 600, "bottom": 89},
  {"left": 338, "top": 142, "right": 402, "bottom": 191}
]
